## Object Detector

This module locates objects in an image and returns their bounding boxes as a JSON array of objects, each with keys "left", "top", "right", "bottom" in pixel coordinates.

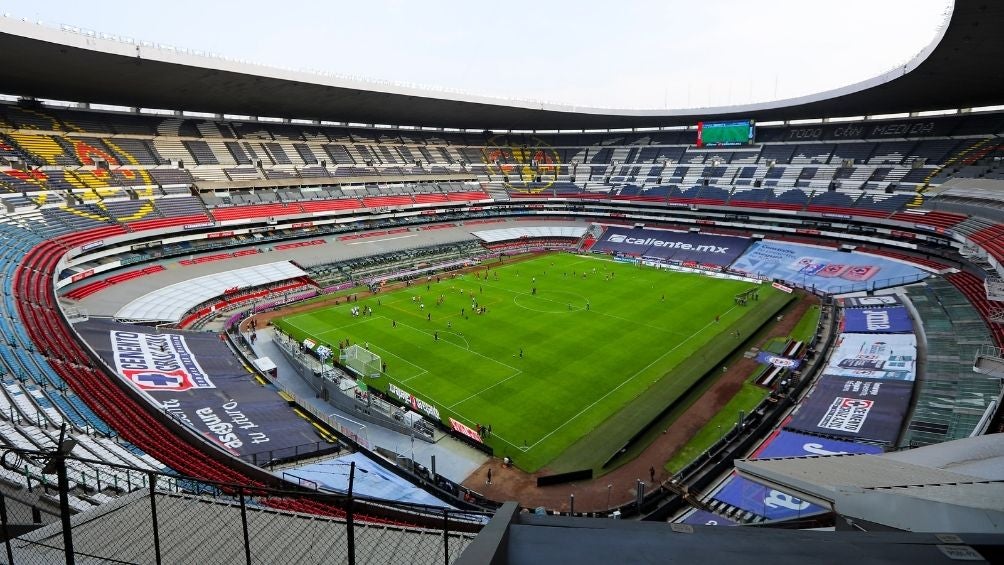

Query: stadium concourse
[{"left": 2, "top": 3, "right": 1004, "bottom": 561}]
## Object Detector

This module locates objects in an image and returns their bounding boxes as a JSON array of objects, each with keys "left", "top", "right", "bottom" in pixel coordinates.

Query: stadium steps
[{"left": 908, "top": 137, "right": 996, "bottom": 206}]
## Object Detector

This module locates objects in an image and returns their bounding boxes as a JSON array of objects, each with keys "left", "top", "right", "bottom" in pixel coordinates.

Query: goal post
[{"left": 342, "top": 344, "right": 383, "bottom": 378}]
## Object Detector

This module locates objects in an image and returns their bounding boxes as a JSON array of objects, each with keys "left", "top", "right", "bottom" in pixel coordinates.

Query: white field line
[
  {"left": 478, "top": 278, "right": 687, "bottom": 338},
  {"left": 522, "top": 305, "right": 740, "bottom": 451},
  {"left": 286, "top": 314, "right": 429, "bottom": 377}
]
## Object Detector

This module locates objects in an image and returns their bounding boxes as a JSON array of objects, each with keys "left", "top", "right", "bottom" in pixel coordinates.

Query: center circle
[{"left": 512, "top": 290, "right": 588, "bottom": 314}]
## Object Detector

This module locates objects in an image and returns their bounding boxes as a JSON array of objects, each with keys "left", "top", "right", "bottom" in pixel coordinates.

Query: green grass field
[
  {"left": 663, "top": 302, "right": 820, "bottom": 474},
  {"left": 275, "top": 253, "right": 790, "bottom": 472}
]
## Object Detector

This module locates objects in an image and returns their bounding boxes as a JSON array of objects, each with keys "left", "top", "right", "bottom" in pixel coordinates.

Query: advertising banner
[
  {"left": 787, "top": 376, "right": 914, "bottom": 443},
  {"left": 681, "top": 510, "right": 736, "bottom": 527},
  {"left": 78, "top": 318, "right": 327, "bottom": 461},
  {"left": 754, "top": 352, "right": 802, "bottom": 370},
  {"left": 729, "top": 241, "right": 928, "bottom": 293},
  {"left": 388, "top": 383, "right": 441, "bottom": 421},
  {"left": 754, "top": 430, "right": 884, "bottom": 458},
  {"left": 712, "top": 475, "right": 824, "bottom": 521},
  {"left": 110, "top": 330, "right": 214, "bottom": 392},
  {"left": 449, "top": 418, "right": 483, "bottom": 444},
  {"left": 824, "top": 333, "right": 916, "bottom": 381},
  {"left": 840, "top": 295, "right": 900, "bottom": 308},
  {"left": 771, "top": 282, "right": 793, "bottom": 293},
  {"left": 710, "top": 429, "right": 883, "bottom": 521},
  {"left": 841, "top": 307, "right": 913, "bottom": 334},
  {"left": 592, "top": 227, "right": 751, "bottom": 266},
  {"left": 282, "top": 453, "right": 454, "bottom": 507}
]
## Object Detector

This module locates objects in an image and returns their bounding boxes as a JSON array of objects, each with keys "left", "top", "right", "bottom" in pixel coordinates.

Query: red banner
[
  {"left": 449, "top": 418, "right": 483, "bottom": 444},
  {"left": 71, "top": 269, "right": 95, "bottom": 283},
  {"left": 772, "top": 282, "right": 794, "bottom": 293}
]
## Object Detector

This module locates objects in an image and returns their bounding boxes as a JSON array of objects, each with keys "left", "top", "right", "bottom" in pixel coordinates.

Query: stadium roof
[
  {"left": 115, "top": 261, "right": 306, "bottom": 323},
  {"left": 1, "top": 2, "right": 1003, "bottom": 129},
  {"left": 734, "top": 434, "right": 1004, "bottom": 533},
  {"left": 457, "top": 503, "right": 1004, "bottom": 564}
]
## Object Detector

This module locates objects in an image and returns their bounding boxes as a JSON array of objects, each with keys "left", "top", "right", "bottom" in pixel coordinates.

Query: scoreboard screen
[{"left": 696, "top": 120, "right": 755, "bottom": 147}]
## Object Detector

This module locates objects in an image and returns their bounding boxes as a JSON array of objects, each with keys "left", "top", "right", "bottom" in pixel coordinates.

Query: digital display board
[{"left": 696, "top": 119, "right": 755, "bottom": 147}]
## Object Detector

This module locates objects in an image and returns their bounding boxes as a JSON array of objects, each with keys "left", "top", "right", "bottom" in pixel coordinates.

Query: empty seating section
[
  {"left": 102, "top": 199, "right": 157, "bottom": 222},
  {"left": 149, "top": 169, "right": 195, "bottom": 185},
  {"left": 964, "top": 222, "right": 1004, "bottom": 263},
  {"left": 264, "top": 142, "right": 293, "bottom": 165},
  {"left": 791, "top": 144, "right": 833, "bottom": 164},
  {"left": 151, "top": 138, "right": 194, "bottom": 164},
  {"left": 6, "top": 230, "right": 276, "bottom": 493},
  {"left": 903, "top": 280, "right": 1003, "bottom": 446},
  {"left": 362, "top": 195, "right": 413, "bottom": 208},
  {"left": 7, "top": 133, "right": 79, "bottom": 165},
  {"left": 103, "top": 138, "right": 161, "bottom": 165},
  {"left": 182, "top": 140, "right": 220, "bottom": 165},
  {"left": 70, "top": 137, "right": 122, "bottom": 166},
  {"left": 830, "top": 142, "right": 876, "bottom": 164},
  {"left": 856, "top": 247, "right": 949, "bottom": 271},
  {"left": 223, "top": 141, "right": 252, "bottom": 164},
  {"left": 211, "top": 202, "right": 303, "bottom": 222},
  {"left": 947, "top": 272, "right": 1004, "bottom": 347},
  {"left": 65, "top": 265, "right": 165, "bottom": 300},
  {"left": 869, "top": 141, "right": 916, "bottom": 164},
  {"left": 888, "top": 210, "right": 966, "bottom": 229},
  {"left": 294, "top": 143, "right": 319, "bottom": 164}
]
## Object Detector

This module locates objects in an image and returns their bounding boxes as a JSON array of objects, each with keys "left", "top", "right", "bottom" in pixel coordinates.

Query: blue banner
[
  {"left": 842, "top": 307, "right": 913, "bottom": 333},
  {"left": 712, "top": 475, "right": 824, "bottom": 521},
  {"left": 78, "top": 318, "right": 328, "bottom": 462},
  {"left": 592, "top": 226, "right": 751, "bottom": 266},
  {"left": 755, "top": 352, "right": 802, "bottom": 370},
  {"left": 840, "top": 295, "right": 900, "bottom": 308},
  {"left": 710, "top": 430, "right": 882, "bottom": 521},
  {"left": 729, "top": 241, "right": 928, "bottom": 293},
  {"left": 755, "top": 430, "right": 884, "bottom": 458},
  {"left": 681, "top": 510, "right": 736, "bottom": 526}
]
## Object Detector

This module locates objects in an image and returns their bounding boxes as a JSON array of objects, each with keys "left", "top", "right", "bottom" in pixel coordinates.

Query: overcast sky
[{"left": 3, "top": 0, "right": 952, "bottom": 109}]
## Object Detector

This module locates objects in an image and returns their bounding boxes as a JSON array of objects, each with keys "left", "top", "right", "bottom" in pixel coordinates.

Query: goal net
[{"left": 342, "top": 344, "right": 383, "bottom": 378}]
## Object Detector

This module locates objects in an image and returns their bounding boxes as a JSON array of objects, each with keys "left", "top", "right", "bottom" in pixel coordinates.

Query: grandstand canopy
[
  {"left": 471, "top": 226, "right": 588, "bottom": 243},
  {"left": 115, "top": 261, "right": 306, "bottom": 323},
  {"left": 1, "top": 2, "right": 1003, "bottom": 129},
  {"left": 734, "top": 434, "right": 1004, "bottom": 533}
]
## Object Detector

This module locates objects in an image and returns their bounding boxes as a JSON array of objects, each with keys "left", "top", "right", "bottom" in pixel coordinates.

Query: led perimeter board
[{"left": 696, "top": 119, "right": 755, "bottom": 147}]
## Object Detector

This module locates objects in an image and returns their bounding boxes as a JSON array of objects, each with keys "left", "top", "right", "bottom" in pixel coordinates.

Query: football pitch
[{"left": 275, "top": 253, "right": 792, "bottom": 473}]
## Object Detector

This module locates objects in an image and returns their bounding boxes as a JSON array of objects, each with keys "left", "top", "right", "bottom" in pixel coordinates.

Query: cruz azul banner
[
  {"left": 729, "top": 241, "right": 928, "bottom": 293},
  {"left": 755, "top": 352, "right": 802, "bottom": 370},
  {"left": 79, "top": 319, "right": 328, "bottom": 460},
  {"left": 111, "top": 330, "right": 215, "bottom": 392}
]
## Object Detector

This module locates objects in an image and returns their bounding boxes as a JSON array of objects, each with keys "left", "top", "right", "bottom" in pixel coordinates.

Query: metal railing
[{"left": 0, "top": 435, "right": 490, "bottom": 564}]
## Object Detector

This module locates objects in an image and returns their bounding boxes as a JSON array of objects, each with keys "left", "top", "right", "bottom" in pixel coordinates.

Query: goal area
[{"left": 341, "top": 344, "right": 382, "bottom": 378}]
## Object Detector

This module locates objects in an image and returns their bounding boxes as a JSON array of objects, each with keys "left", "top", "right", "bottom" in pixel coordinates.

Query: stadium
[{"left": 0, "top": 1, "right": 1001, "bottom": 563}]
